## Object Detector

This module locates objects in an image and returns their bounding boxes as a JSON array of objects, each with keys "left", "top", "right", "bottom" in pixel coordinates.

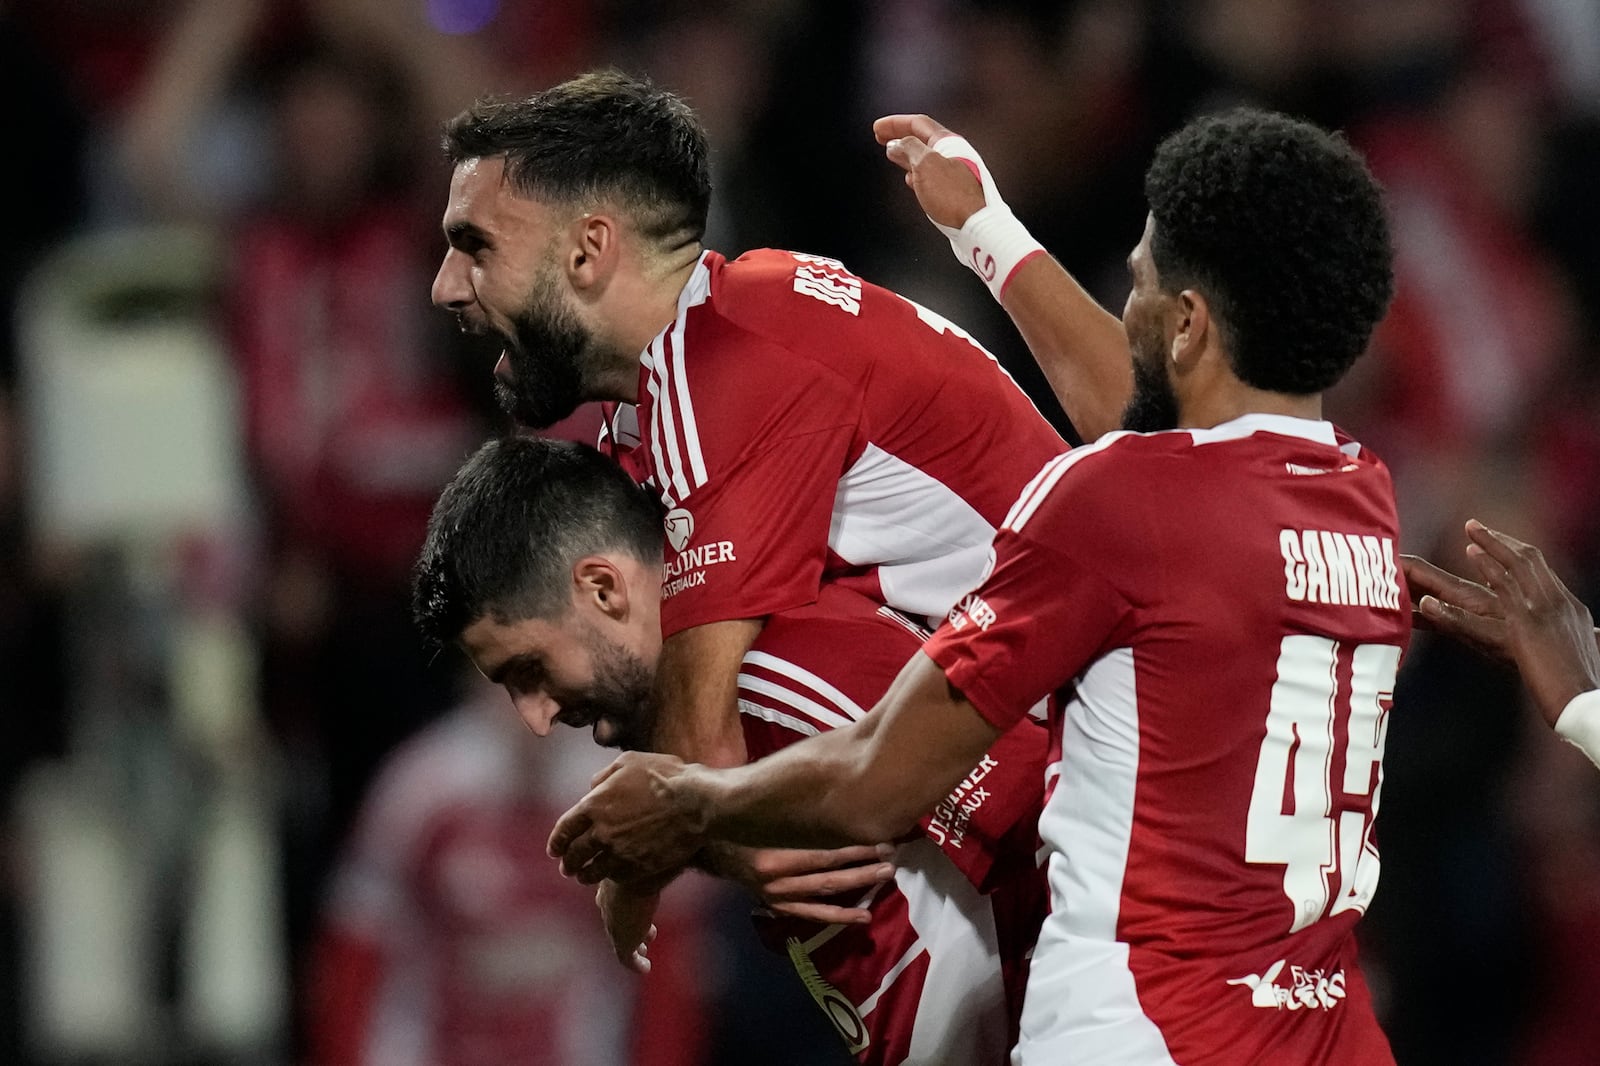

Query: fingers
[
  {"left": 762, "top": 861, "right": 895, "bottom": 902},
  {"left": 873, "top": 113, "right": 950, "bottom": 147},
  {"left": 1400, "top": 554, "right": 1498, "bottom": 615},
  {"left": 751, "top": 843, "right": 891, "bottom": 879},
  {"left": 619, "top": 925, "right": 657, "bottom": 975},
  {"left": 768, "top": 901, "right": 875, "bottom": 925},
  {"left": 1416, "top": 593, "right": 1512, "bottom": 663},
  {"left": 883, "top": 134, "right": 928, "bottom": 174},
  {"left": 547, "top": 807, "right": 590, "bottom": 860}
]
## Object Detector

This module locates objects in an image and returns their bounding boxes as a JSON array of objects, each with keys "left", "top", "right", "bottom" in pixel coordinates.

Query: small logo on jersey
[
  {"left": 1280, "top": 528, "right": 1401, "bottom": 610},
  {"left": 787, "top": 938, "right": 869, "bottom": 1054},
  {"left": 664, "top": 508, "right": 694, "bottom": 553},
  {"left": 927, "top": 754, "right": 999, "bottom": 850},
  {"left": 948, "top": 592, "right": 997, "bottom": 632},
  {"left": 791, "top": 254, "right": 862, "bottom": 316},
  {"left": 1227, "top": 960, "right": 1347, "bottom": 1011}
]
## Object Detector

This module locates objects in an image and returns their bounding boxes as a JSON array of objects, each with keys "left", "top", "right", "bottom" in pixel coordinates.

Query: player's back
[
  {"left": 610, "top": 248, "right": 1066, "bottom": 635},
  {"left": 1023, "top": 417, "right": 1409, "bottom": 1065},
  {"left": 924, "top": 415, "right": 1409, "bottom": 1064},
  {"left": 737, "top": 584, "right": 1047, "bottom": 1066}
]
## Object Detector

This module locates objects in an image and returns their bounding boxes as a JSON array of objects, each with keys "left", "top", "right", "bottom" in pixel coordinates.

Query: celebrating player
[
  {"left": 429, "top": 70, "right": 1085, "bottom": 962},
  {"left": 552, "top": 108, "right": 1406, "bottom": 1064},
  {"left": 411, "top": 435, "right": 1048, "bottom": 1066},
  {"left": 429, "top": 70, "right": 1075, "bottom": 769}
]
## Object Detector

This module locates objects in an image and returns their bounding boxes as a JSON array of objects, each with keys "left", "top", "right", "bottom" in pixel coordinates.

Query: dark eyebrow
[
  {"left": 485, "top": 651, "right": 539, "bottom": 686},
  {"left": 446, "top": 220, "right": 491, "bottom": 250}
]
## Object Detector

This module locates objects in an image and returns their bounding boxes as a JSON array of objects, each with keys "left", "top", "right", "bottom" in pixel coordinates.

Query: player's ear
[
  {"left": 1170, "top": 289, "right": 1211, "bottom": 371},
  {"left": 572, "top": 555, "right": 629, "bottom": 620},
  {"left": 567, "top": 213, "right": 621, "bottom": 293}
]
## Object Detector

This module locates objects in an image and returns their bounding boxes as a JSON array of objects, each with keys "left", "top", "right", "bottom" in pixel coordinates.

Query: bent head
[
  {"left": 431, "top": 70, "right": 713, "bottom": 428},
  {"left": 413, "top": 437, "right": 666, "bottom": 748},
  {"left": 1120, "top": 108, "right": 1395, "bottom": 431}
]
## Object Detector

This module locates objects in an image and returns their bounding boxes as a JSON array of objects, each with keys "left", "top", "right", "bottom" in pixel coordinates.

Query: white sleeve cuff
[{"left": 1553, "top": 689, "right": 1600, "bottom": 770}]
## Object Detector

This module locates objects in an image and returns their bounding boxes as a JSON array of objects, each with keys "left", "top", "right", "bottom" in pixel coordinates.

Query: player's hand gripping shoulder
[
  {"left": 549, "top": 752, "right": 707, "bottom": 886},
  {"left": 1404, "top": 519, "right": 1600, "bottom": 729},
  {"left": 874, "top": 113, "right": 1045, "bottom": 301}
]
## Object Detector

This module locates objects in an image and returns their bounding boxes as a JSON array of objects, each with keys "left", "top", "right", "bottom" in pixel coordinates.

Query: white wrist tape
[
  {"left": 1553, "top": 689, "right": 1600, "bottom": 770},
  {"left": 928, "top": 135, "right": 1046, "bottom": 302}
]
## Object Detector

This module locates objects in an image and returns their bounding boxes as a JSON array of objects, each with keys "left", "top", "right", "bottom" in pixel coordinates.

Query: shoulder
[{"left": 1004, "top": 431, "right": 1189, "bottom": 534}]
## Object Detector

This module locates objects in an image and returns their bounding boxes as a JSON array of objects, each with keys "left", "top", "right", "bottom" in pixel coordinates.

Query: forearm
[
  {"left": 671, "top": 652, "right": 1000, "bottom": 850},
  {"left": 675, "top": 720, "right": 912, "bottom": 850},
  {"left": 651, "top": 620, "right": 761, "bottom": 768},
  {"left": 1000, "top": 255, "right": 1133, "bottom": 443}
]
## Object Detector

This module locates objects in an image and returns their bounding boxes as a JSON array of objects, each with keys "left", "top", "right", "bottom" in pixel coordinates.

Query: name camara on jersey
[{"left": 1280, "top": 528, "right": 1401, "bottom": 610}]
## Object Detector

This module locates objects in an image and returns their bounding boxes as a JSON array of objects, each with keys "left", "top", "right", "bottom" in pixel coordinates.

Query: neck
[
  {"left": 1178, "top": 381, "right": 1323, "bottom": 431},
  {"left": 606, "top": 243, "right": 704, "bottom": 400}
]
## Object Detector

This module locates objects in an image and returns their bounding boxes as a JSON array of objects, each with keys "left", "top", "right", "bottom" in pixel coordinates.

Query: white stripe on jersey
[
  {"left": 647, "top": 337, "right": 691, "bottom": 506},
  {"left": 1017, "top": 647, "right": 1178, "bottom": 1065},
  {"left": 669, "top": 320, "right": 709, "bottom": 487},
  {"left": 736, "top": 696, "right": 820, "bottom": 739},
  {"left": 742, "top": 651, "right": 869, "bottom": 721},
  {"left": 893, "top": 838, "right": 1010, "bottom": 1066},
  {"left": 737, "top": 675, "right": 855, "bottom": 732},
  {"left": 857, "top": 938, "right": 923, "bottom": 1020},
  {"left": 643, "top": 256, "right": 713, "bottom": 506},
  {"left": 1003, "top": 433, "right": 1131, "bottom": 533}
]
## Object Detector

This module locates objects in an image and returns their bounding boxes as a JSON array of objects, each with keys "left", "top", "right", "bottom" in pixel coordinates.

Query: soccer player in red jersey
[
  {"left": 411, "top": 436, "right": 1049, "bottom": 1066},
  {"left": 428, "top": 69, "right": 1078, "bottom": 957},
  {"left": 551, "top": 108, "right": 1408, "bottom": 1065}
]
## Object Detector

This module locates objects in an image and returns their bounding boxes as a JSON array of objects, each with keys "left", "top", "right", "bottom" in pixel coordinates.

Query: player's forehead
[
  {"left": 442, "top": 155, "right": 557, "bottom": 239},
  {"left": 459, "top": 612, "right": 578, "bottom": 676}
]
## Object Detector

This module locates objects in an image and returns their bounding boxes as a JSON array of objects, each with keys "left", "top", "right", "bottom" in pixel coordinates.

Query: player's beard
[
  {"left": 558, "top": 629, "right": 657, "bottom": 751},
  {"left": 496, "top": 264, "right": 598, "bottom": 429},
  {"left": 1119, "top": 327, "right": 1180, "bottom": 433}
]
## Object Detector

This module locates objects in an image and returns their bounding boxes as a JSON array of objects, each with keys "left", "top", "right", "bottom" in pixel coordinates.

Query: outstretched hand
[
  {"left": 548, "top": 751, "right": 706, "bottom": 886},
  {"left": 1407, "top": 520, "right": 1600, "bottom": 727}
]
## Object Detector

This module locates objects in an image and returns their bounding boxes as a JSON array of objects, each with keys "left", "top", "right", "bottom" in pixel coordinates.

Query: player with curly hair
[{"left": 553, "top": 108, "right": 1406, "bottom": 1065}]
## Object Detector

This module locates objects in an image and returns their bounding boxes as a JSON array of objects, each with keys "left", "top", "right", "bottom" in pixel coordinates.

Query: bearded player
[
  {"left": 553, "top": 108, "right": 1407, "bottom": 1065},
  {"left": 411, "top": 435, "right": 1048, "bottom": 1066},
  {"left": 428, "top": 69, "right": 1094, "bottom": 955}
]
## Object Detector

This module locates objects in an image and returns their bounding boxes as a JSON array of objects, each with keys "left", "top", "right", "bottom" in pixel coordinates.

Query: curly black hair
[
  {"left": 412, "top": 437, "right": 664, "bottom": 653},
  {"left": 444, "top": 69, "right": 711, "bottom": 249},
  {"left": 1144, "top": 108, "right": 1395, "bottom": 395}
]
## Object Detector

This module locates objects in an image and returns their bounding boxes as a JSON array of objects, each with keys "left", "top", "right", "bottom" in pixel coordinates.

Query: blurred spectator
[{"left": 304, "top": 679, "right": 711, "bottom": 1066}]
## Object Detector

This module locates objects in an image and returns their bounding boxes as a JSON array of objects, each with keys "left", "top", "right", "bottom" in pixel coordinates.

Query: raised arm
[
  {"left": 549, "top": 651, "right": 1002, "bottom": 885},
  {"left": 874, "top": 114, "right": 1132, "bottom": 442}
]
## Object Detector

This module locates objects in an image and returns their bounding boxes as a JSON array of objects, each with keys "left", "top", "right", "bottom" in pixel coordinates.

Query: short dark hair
[
  {"left": 443, "top": 69, "right": 711, "bottom": 248},
  {"left": 1144, "top": 108, "right": 1395, "bottom": 394},
  {"left": 412, "top": 437, "right": 664, "bottom": 652}
]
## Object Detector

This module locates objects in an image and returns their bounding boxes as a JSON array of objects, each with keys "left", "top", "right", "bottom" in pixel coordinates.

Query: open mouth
[{"left": 493, "top": 350, "right": 514, "bottom": 385}]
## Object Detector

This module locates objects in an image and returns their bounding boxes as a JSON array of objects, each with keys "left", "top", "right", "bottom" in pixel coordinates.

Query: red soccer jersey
[
  {"left": 740, "top": 584, "right": 1049, "bottom": 1066},
  {"left": 924, "top": 415, "right": 1410, "bottom": 1066},
  {"left": 598, "top": 248, "right": 1066, "bottom": 636}
]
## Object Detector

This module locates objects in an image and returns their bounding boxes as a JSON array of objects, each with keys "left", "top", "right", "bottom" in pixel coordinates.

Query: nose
[
  {"left": 432, "top": 249, "right": 472, "bottom": 311},
  {"left": 511, "top": 689, "right": 561, "bottom": 737}
]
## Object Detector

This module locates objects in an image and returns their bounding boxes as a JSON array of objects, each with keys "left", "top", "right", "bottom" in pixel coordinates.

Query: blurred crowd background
[{"left": 0, "top": 0, "right": 1596, "bottom": 1063}]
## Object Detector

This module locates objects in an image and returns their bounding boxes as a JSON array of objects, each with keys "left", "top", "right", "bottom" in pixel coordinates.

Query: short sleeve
[{"left": 924, "top": 451, "right": 1138, "bottom": 731}]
